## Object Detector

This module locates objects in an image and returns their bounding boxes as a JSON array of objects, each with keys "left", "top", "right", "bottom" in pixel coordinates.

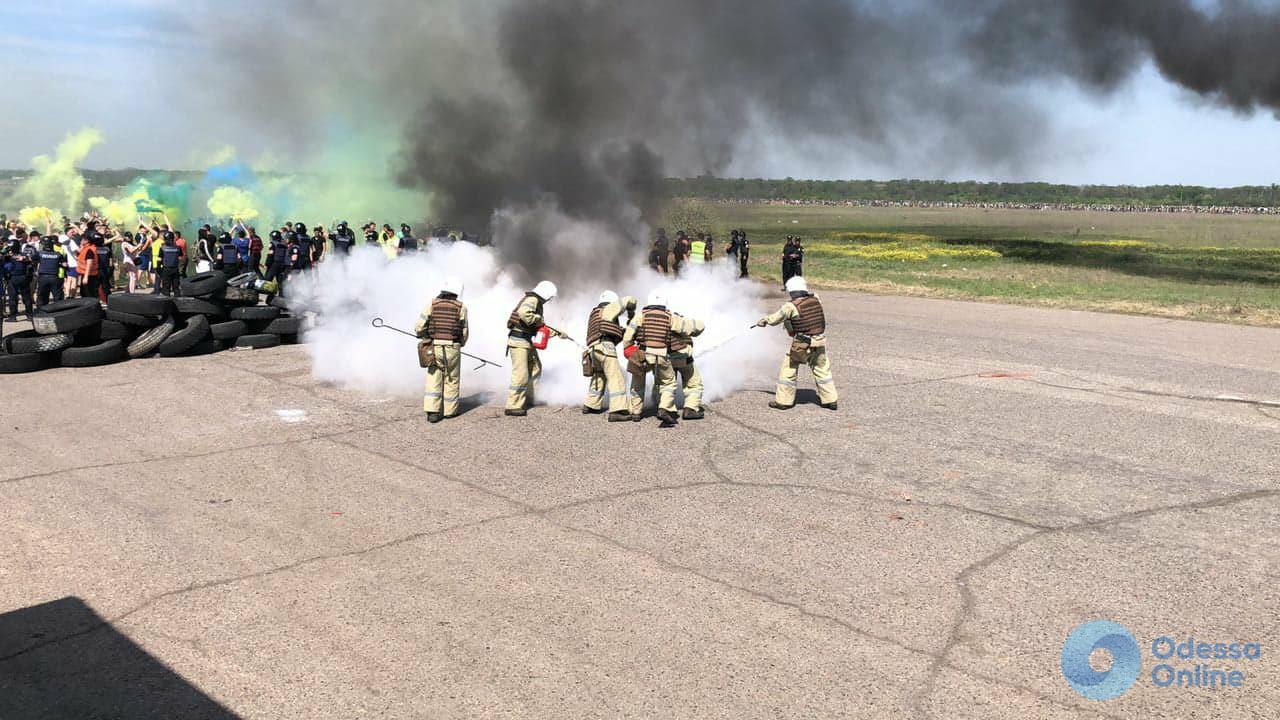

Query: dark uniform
[
  {"left": 36, "top": 240, "right": 67, "bottom": 306},
  {"left": 332, "top": 223, "right": 355, "bottom": 255},
  {"left": 219, "top": 238, "right": 242, "bottom": 276},
  {"left": 652, "top": 229, "right": 670, "bottom": 274},
  {"left": 400, "top": 224, "right": 419, "bottom": 254},
  {"left": 5, "top": 241, "right": 34, "bottom": 317},
  {"left": 157, "top": 237, "right": 183, "bottom": 296}
]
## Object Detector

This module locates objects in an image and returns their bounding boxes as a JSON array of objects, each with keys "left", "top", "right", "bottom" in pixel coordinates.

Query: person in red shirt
[
  {"left": 174, "top": 231, "right": 188, "bottom": 276},
  {"left": 248, "top": 227, "right": 264, "bottom": 276}
]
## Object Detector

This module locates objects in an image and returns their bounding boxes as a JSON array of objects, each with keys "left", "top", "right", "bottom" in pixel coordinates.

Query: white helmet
[
  {"left": 784, "top": 276, "right": 808, "bottom": 293},
  {"left": 646, "top": 290, "right": 667, "bottom": 307},
  {"left": 533, "top": 280, "right": 558, "bottom": 302},
  {"left": 440, "top": 277, "right": 463, "bottom": 298},
  {"left": 598, "top": 290, "right": 619, "bottom": 305}
]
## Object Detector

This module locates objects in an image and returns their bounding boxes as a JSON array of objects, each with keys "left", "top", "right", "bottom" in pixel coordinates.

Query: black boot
[
  {"left": 821, "top": 402, "right": 838, "bottom": 411},
  {"left": 582, "top": 406, "right": 604, "bottom": 415},
  {"left": 657, "top": 409, "right": 678, "bottom": 427},
  {"left": 504, "top": 408, "right": 527, "bottom": 417},
  {"left": 608, "top": 411, "right": 631, "bottom": 423},
  {"left": 768, "top": 401, "right": 793, "bottom": 410},
  {"left": 681, "top": 408, "right": 704, "bottom": 420},
  {"left": 427, "top": 412, "right": 443, "bottom": 423}
]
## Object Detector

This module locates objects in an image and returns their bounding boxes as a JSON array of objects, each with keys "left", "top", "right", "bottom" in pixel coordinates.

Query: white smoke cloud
[{"left": 294, "top": 238, "right": 784, "bottom": 408}]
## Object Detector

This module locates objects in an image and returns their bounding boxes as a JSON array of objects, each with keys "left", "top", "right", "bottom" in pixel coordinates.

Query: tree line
[{"left": 664, "top": 177, "right": 1280, "bottom": 208}]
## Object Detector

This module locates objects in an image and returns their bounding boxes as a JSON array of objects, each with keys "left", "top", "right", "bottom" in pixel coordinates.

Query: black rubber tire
[
  {"left": 60, "top": 339, "right": 128, "bottom": 367},
  {"left": 183, "top": 338, "right": 224, "bottom": 356},
  {"left": 105, "top": 309, "right": 163, "bottom": 327},
  {"left": 280, "top": 333, "right": 301, "bottom": 345},
  {"left": 3, "top": 330, "right": 75, "bottom": 354},
  {"left": 209, "top": 320, "right": 248, "bottom": 341},
  {"left": 180, "top": 271, "right": 228, "bottom": 298},
  {"left": 268, "top": 295, "right": 306, "bottom": 312},
  {"left": 172, "top": 296, "right": 227, "bottom": 318},
  {"left": 229, "top": 305, "right": 280, "bottom": 321},
  {"left": 0, "top": 350, "right": 47, "bottom": 374},
  {"left": 221, "top": 286, "right": 260, "bottom": 306},
  {"left": 251, "top": 315, "right": 300, "bottom": 335},
  {"left": 98, "top": 319, "right": 134, "bottom": 340},
  {"left": 31, "top": 298, "right": 104, "bottom": 335},
  {"left": 234, "top": 333, "right": 281, "bottom": 350},
  {"left": 126, "top": 316, "right": 176, "bottom": 358},
  {"left": 107, "top": 293, "right": 174, "bottom": 316},
  {"left": 227, "top": 272, "right": 257, "bottom": 287},
  {"left": 157, "top": 315, "right": 210, "bottom": 357},
  {"left": 74, "top": 322, "right": 103, "bottom": 345}
]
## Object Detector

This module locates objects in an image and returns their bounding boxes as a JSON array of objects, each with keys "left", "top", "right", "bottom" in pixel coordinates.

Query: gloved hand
[{"left": 755, "top": 319, "right": 768, "bottom": 327}]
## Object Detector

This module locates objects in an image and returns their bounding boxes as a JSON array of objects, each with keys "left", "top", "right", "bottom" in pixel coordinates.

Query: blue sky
[{"left": 3, "top": 0, "right": 1279, "bottom": 186}]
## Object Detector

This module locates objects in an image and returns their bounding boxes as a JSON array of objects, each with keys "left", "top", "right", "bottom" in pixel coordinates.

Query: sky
[{"left": 3, "top": 0, "right": 1279, "bottom": 186}]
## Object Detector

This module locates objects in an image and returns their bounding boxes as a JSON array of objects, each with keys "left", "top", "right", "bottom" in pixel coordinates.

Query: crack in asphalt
[
  {"left": 0, "top": 511, "right": 527, "bottom": 664},
  {"left": 907, "top": 487, "right": 1280, "bottom": 719}
]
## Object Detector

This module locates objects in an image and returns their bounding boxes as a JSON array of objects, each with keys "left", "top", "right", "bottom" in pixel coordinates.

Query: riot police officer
[{"left": 35, "top": 236, "right": 67, "bottom": 306}]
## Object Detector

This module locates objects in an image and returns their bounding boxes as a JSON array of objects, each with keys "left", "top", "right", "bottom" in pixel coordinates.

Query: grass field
[{"left": 716, "top": 203, "right": 1280, "bottom": 326}]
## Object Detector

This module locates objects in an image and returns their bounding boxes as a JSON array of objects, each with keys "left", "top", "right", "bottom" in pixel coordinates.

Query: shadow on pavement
[{"left": 0, "top": 596, "right": 240, "bottom": 720}]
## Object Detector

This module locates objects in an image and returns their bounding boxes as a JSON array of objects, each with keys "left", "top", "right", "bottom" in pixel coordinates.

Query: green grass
[{"left": 714, "top": 202, "right": 1280, "bottom": 326}]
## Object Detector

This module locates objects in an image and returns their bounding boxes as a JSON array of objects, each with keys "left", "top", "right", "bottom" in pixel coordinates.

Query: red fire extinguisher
[
  {"left": 622, "top": 344, "right": 638, "bottom": 361},
  {"left": 532, "top": 326, "right": 551, "bottom": 350}
]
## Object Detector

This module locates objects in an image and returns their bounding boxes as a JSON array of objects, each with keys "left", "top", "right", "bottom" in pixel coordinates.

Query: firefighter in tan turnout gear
[
  {"left": 756, "top": 276, "right": 838, "bottom": 410},
  {"left": 414, "top": 277, "right": 470, "bottom": 423},
  {"left": 622, "top": 290, "right": 702, "bottom": 427},
  {"left": 583, "top": 290, "right": 636, "bottom": 422},
  {"left": 505, "top": 280, "right": 561, "bottom": 416},
  {"left": 667, "top": 314, "right": 707, "bottom": 420}
]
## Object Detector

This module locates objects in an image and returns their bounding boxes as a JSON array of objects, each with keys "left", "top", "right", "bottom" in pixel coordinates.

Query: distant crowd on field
[{"left": 695, "top": 198, "right": 1280, "bottom": 215}]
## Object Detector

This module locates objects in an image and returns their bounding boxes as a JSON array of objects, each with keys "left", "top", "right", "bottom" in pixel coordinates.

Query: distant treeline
[
  {"left": 5, "top": 170, "right": 1279, "bottom": 209},
  {"left": 664, "top": 177, "right": 1280, "bottom": 208}
]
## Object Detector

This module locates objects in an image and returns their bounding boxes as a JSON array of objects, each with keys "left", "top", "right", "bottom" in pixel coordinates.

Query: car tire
[
  {"left": 107, "top": 293, "right": 174, "bottom": 316},
  {"left": 105, "top": 309, "right": 163, "bottom": 327},
  {"left": 183, "top": 338, "right": 224, "bottom": 356},
  {"left": 126, "top": 316, "right": 176, "bottom": 358},
  {"left": 233, "top": 333, "right": 281, "bottom": 350},
  {"left": 0, "top": 350, "right": 48, "bottom": 373},
  {"left": 157, "top": 314, "right": 210, "bottom": 357},
  {"left": 31, "top": 298, "right": 104, "bottom": 335},
  {"left": 172, "top": 296, "right": 227, "bottom": 318},
  {"left": 3, "top": 330, "right": 75, "bottom": 354},
  {"left": 97, "top": 319, "right": 134, "bottom": 340},
  {"left": 251, "top": 314, "right": 300, "bottom": 335},
  {"left": 229, "top": 305, "right": 281, "bottom": 321},
  {"left": 179, "top": 271, "right": 228, "bottom": 298},
  {"left": 209, "top": 320, "right": 247, "bottom": 341},
  {"left": 60, "top": 339, "right": 128, "bottom": 368}
]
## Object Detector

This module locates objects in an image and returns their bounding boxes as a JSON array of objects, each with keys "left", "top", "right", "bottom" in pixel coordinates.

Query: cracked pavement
[{"left": 2, "top": 292, "right": 1278, "bottom": 719}]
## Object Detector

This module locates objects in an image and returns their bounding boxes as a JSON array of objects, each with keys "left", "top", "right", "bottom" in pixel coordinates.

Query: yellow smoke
[
  {"left": 88, "top": 196, "right": 137, "bottom": 227},
  {"left": 18, "top": 206, "right": 58, "bottom": 228},
  {"left": 207, "top": 186, "right": 262, "bottom": 220},
  {"left": 10, "top": 128, "right": 103, "bottom": 214}
]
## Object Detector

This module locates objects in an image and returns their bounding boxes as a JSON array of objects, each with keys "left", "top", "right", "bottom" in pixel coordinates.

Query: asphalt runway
[{"left": 3, "top": 291, "right": 1278, "bottom": 719}]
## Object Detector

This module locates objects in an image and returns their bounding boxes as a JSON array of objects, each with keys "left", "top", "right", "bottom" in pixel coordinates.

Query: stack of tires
[{"left": 0, "top": 271, "right": 305, "bottom": 374}]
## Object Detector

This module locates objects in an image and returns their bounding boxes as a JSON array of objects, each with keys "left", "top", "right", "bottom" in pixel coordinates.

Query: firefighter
[
  {"left": 583, "top": 290, "right": 636, "bottom": 421},
  {"left": 667, "top": 313, "right": 707, "bottom": 420},
  {"left": 414, "top": 277, "right": 469, "bottom": 423},
  {"left": 505, "top": 280, "right": 561, "bottom": 416},
  {"left": 756, "top": 276, "right": 837, "bottom": 410},
  {"left": 622, "top": 290, "right": 701, "bottom": 427}
]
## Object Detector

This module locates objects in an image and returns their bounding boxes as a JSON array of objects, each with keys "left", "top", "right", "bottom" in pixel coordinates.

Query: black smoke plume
[{"left": 186, "top": 0, "right": 1280, "bottom": 280}]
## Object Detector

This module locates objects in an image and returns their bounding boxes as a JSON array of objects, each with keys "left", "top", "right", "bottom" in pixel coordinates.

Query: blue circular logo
[{"left": 1061, "top": 620, "right": 1141, "bottom": 701}]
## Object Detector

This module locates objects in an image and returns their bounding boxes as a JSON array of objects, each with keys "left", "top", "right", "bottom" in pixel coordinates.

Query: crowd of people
[
  {"left": 648, "top": 227, "right": 751, "bottom": 278},
  {"left": 0, "top": 212, "right": 445, "bottom": 326}
]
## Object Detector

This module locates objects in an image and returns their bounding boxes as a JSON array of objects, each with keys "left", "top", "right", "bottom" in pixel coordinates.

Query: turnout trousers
[
  {"left": 629, "top": 354, "right": 677, "bottom": 416},
  {"left": 668, "top": 353, "right": 704, "bottom": 412},
  {"left": 506, "top": 343, "right": 542, "bottom": 411},
  {"left": 584, "top": 341, "right": 628, "bottom": 413},
  {"left": 425, "top": 344, "right": 462, "bottom": 417},
  {"left": 776, "top": 345, "right": 838, "bottom": 407}
]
